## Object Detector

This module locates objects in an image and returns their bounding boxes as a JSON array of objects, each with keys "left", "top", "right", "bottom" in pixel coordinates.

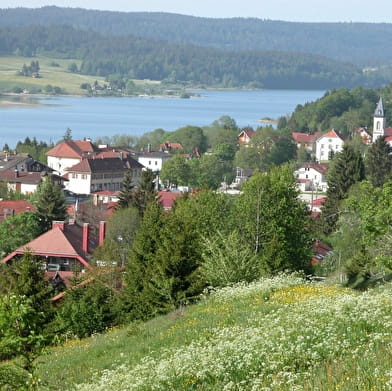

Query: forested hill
[
  {"left": 2, "top": 6, "right": 392, "bottom": 66},
  {"left": 0, "top": 24, "right": 379, "bottom": 89}
]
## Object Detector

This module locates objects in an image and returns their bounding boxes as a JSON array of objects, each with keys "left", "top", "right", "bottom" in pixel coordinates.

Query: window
[
  {"left": 81, "top": 174, "right": 87, "bottom": 180},
  {"left": 321, "top": 144, "right": 324, "bottom": 149},
  {"left": 155, "top": 161, "right": 158, "bottom": 165},
  {"left": 377, "top": 121, "right": 381, "bottom": 130},
  {"left": 148, "top": 160, "right": 151, "bottom": 165}
]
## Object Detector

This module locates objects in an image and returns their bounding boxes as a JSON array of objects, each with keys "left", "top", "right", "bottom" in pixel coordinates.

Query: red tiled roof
[
  {"left": 46, "top": 140, "right": 97, "bottom": 159},
  {"left": 0, "top": 200, "right": 36, "bottom": 221},
  {"left": 317, "top": 129, "right": 346, "bottom": 141},
  {"left": 158, "top": 190, "right": 183, "bottom": 209},
  {"left": 160, "top": 141, "right": 183, "bottom": 150},
  {"left": 312, "top": 197, "right": 326, "bottom": 207},
  {"left": 291, "top": 132, "right": 317, "bottom": 143}
]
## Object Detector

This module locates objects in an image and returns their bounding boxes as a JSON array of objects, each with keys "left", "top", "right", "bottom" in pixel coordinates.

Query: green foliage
[
  {"left": 236, "top": 164, "right": 312, "bottom": 274},
  {"left": 0, "top": 212, "right": 43, "bottom": 256},
  {"left": 200, "top": 230, "right": 260, "bottom": 287},
  {"left": 164, "top": 125, "right": 207, "bottom": 153},
  {"left": 365, "top": 136, "right": 392, "bottom": 187},
  {"left": 233, "top": 146, "right": 261, "bottom": 169},
  {"left": 55, "top": 275, "right": 123, "bottom": 338},
  {"left": 282, "top": 87, "right": 378, "bottom": 134},
  {"left": 32, "top": 176, "right": 67, "bottom": 231},
  {"left": 321, "top": 144, "right": 365, "bottom": 235},
  {"left": 160, "top": 154, "right": 190, "bottom": 187},
  {"left": 116, "top": 171, "right": 134, "bottom": 210},
  {"left": 130, "top": 169, "right": 157, "bottom": 216}
]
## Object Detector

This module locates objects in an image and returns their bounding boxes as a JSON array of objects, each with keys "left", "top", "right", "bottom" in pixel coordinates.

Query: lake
[{"left": 0, "top": 89, "right": 325, "bottom": 148}]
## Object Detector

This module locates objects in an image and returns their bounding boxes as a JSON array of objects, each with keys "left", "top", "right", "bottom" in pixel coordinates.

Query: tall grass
[{"left": 34, "top": 274, "right": 392, "bottom": 390}]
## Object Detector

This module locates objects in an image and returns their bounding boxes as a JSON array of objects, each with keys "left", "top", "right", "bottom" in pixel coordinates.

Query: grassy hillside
[
  {"left": 0, "top": 55, "right": 104, "bottom": 95},
  {"left": 31, "top": 274, "right": 392, "bottom": 390}
]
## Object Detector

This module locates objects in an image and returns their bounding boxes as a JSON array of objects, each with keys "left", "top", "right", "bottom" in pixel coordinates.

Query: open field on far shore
[{"left": 0, "top": 55, "right": 160, "bottom": 97}]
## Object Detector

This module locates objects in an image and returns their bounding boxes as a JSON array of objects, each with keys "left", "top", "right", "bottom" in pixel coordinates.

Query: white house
[
  {"left": 314, "top": 129, "right": 345, "bottom": 162},
  {"left": 295, "top": 163, "right": 329, "bottom": 193},
  {"left": 136, "top": 151, "right": 173, "bottom": 171},
  {"left": 65, "top": 156, "right": 144, "bottom": 195},
  {"left": 46, "top": 140, "right": 98, "bottom": 176}
]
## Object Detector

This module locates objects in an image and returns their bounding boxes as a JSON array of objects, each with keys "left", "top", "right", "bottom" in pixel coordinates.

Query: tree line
[
  {"left": 2, "top": 7, "right": 392, "bottom": 67},
  {"left": 0, "top": 24, "right": 387, "bottom": 89}
]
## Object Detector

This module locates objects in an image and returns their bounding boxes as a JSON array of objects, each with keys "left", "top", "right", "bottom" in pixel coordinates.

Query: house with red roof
[
  {"left": 65, "top": 156, "right": 144, "bottom": 195},
  {"left": 0, "top": 200, "right": 36, "bottom": 222},
  {"left": 314, "top": 129, "right": 345, "bottom": 162},
  {"left": 46, "top": 140, "right": 98, "bottom": 176},
  {"left": 158, "top": 190, "right": 183, "bottom": 211},
  {"left": 2, "top": 220, "right": 106, "bottom": 273},
  {"left": 237, "top": 129, "right": 255, "bottom": 147},
  {"left": 159, "top": 141, "right": 183, "bottom": 152},
  {"left": 291, "top": 132, "right": 320, "bottom": 152},
  {"left": 295, "top": 163, "right": 329, "bottom": 193},
  {"left": 0, "top": 170, "right": 66, "bottom": 194}
]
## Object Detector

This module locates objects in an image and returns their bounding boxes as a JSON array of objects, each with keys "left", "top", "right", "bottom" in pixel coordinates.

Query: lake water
[{"left": 0, "top": 89, "right": 325, "bottom": 148}]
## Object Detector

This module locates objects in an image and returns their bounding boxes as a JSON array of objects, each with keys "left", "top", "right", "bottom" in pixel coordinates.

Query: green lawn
[
  {"left": 0, "top": 55, "right": 105, "bottom": 95},
  {"left": 26, "top": 274, "right": 392, "bottom": 391}
]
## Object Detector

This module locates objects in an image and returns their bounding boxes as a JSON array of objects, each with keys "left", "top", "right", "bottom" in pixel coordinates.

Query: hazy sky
[{"left": 2, "top": 0, "right": 392, "bottom": 22}]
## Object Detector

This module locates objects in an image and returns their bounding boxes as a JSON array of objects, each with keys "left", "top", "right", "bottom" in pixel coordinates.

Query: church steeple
[{"left": 373, "top": 97, "right": 386, "bottom": 143}]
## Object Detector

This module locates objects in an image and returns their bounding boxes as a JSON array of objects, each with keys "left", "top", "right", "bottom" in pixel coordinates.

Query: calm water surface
[{"left": 0, "top": 90, "right": 324, "bottom": 148}]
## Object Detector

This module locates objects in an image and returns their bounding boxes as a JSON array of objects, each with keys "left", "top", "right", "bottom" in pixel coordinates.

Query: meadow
[
  {"left": 32, "top": 273, "right": 392, "bottom": 391},
  {"left": 0, "top": 55, "right": 108, "bottom": 96}
]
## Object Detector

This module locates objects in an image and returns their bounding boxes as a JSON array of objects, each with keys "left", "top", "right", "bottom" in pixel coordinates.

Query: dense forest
[
  {"left": 2, "top": 7, "right": 392, "bottom": 66},
  {"left": 0, "top": 8, "right": 391, "bottom": 89}
]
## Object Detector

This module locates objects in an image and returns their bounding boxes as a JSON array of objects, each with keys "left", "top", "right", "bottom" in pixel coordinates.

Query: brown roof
[
  {"left": 67, "top": 156, "right": 144, "bottom": 173},
  {"left": 0, "top": 200, "right": 36, "bottom": 221},
  {"left": 158, "top": 190, "right": 183, "bottom": 209},
  {"left": 300, "top": 163, "right": 329, "bottom": 175},
  {"left": 291, "top": 132, "right": 318, "bottom": 143},
  {"left": 0, "top": 170, "right": 45, "bottom": 184},
  {"left": 46, "top": 140, "right": 97, "bottom": 159}
]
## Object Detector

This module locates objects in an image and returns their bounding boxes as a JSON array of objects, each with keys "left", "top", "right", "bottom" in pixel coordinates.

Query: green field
[
  {"left": 0, "top": 55, "right": 106, "bottom": 95},
  {"left": 19, "top": 274, "right": 392, "bottom": 390}
]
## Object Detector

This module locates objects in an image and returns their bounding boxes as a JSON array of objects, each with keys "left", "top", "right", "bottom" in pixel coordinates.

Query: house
[
  {"left": 291, "top": 132, "right": 319, "bottom": 152},
  {"left": 0, "top": 199, "right": 36, "bottom": 222},
  {"left": 295, "top": 163, "right": 328, "bottom": 193},
  {"left": 311, "top": 240, "right": 333, "bottom": 265},
  {"left": 65, "top": 156, "right": 144, "bottom": 195},
  {"left": 158, "top": 189, "right": 183, "bottom": 211},
  {"left": 311, "top": 197, "right": 326, "bottom": 214},
  {"left": 159, "top": 141, "right": 183, "bottom": 152},
  {"left": 0, "top": 152, "right": 51, "bottom": 173},
  {"left": 231, "top": 167, "right": 254, "bottom": 188},
  {"left": 2, "top": 220, "right": 106, "bottom": 272},
  {"left": 237, "top": 129, "right": 255, "bottom": 147},
  {"left": 352, "top": 127, "right": 372, "bottom": 145},
  {"left": 46, "top": 140, "right": 98, "bottom": 176},
  {"left": 136, "top": 151, "right": 173, "bottom": 172},
  {"left": 0, "top": 170, "right": 66, "bottom": 195},
  {"left": 314, "top": 129, "right": 345, "bottom": 162}
]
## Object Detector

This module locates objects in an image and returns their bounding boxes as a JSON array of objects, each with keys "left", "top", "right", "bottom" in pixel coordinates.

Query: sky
[{"left": 2, "top": 0, "right": 392, "bottom": 23}]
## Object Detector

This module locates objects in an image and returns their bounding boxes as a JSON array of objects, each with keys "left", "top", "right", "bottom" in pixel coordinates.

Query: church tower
[{"left": 373, "top": 97, "right": 386, "bottom": 143}]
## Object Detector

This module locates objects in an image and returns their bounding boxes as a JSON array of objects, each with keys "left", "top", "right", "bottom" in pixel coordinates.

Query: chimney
[
  {"left": 52, "top": 221, "right": 65, "bottom": 231},
  {"left": 14, "top": 169, "right": 18, "bottom": 178},
  {"left": 99, "top": 221, "right": 106, "bottom": 246},
  {"left": 147, "top": 143, "right": 152, "bottom": 153},
  {"left": 82, "top": 223, "right": 89, "bottom": 253}
]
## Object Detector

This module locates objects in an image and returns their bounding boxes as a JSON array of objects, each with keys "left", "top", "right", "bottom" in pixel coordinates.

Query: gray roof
[{"left": 374, "top": 97, "right": 385, "bottom": 118}]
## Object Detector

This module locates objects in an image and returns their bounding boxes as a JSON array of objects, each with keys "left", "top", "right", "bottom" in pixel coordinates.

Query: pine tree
[
  {"left": 365, "top": 136, "right": 392, "bottom": 187},
  {"left": 321, "top": 144, "right": 365, "bottom": 235},
  {"left": 130, "top": 169, "right": 157, "bottom": 216},
  {"left": 33, "top": 176, "right": 67, "bottom": 231},
  {"left": 116, "top": 170, "right": 134, "bottom": 210}
]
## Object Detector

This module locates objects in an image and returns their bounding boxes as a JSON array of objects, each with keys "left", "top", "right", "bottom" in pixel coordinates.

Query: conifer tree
[
  {"left": 116, "top": 170, "right": 134, "bottom": 210},
  {"left": 321, "top": 144, "right": 365, "bottom": 235},
  {"left": 130, "top": 169, "right": 157, "bottom": 216},
  {"left": 365, "top": 136, "right": 392, "bottom": 187},
  {"left": 33, "top": 176, "right": 67, "bottom": 231}
]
